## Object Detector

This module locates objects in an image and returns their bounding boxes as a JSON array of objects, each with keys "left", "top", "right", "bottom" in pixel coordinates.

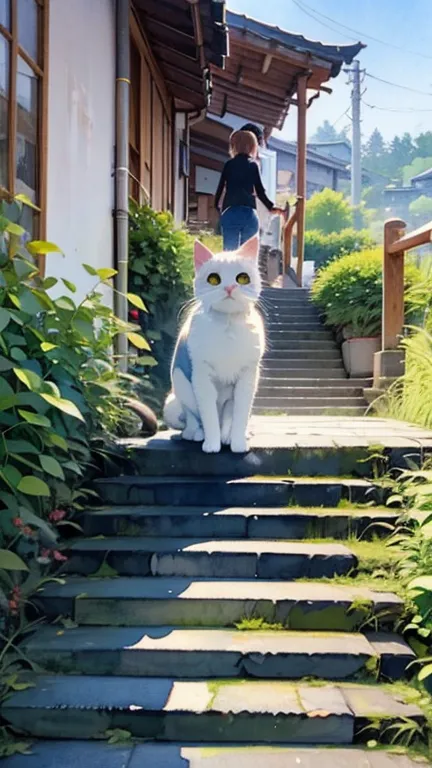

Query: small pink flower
[
  {"left": 22, "top": 526, "right": 33, "bottom": 537},
  {"left": 53, "top": 550, "right": 68, "bottom": 562},
  {"left": 49, "top": 509, "right": 67, "bottom": 523},
  {"left": 12, "top": 517, "right": 23, "bottom": 528}
]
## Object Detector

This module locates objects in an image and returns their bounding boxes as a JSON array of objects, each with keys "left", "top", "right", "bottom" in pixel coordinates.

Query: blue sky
[{"left": 227, "top": 0, "right": 432, "bottom": 143}]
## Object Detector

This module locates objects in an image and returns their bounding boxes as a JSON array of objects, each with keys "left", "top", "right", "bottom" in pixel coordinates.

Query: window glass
[{"left": 18, "top": 0, "right": 38, "bottom": 62}]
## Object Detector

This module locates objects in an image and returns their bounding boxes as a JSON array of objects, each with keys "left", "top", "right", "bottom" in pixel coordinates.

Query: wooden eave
[
  {"left": 132, "top": 0, "right": 227, "bottom": 112},
  {"left": 210, "top": 16, "right": 363, "bottom": 130}
]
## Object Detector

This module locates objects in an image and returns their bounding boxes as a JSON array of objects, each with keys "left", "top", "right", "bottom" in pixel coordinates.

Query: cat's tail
[{"left": 163, "top": 392, "right": 185, "bottom": 430}]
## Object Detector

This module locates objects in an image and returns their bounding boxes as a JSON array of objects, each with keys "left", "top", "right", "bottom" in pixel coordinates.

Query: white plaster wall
[{"left": 45, "top": 0, "right": 115, "bottom": 302}]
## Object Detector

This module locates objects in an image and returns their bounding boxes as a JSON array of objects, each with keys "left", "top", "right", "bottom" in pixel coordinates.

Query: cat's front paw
[
  {"left": 202, "top": 438, "right": 221, "bottom": 453},
  {"left": 230, "top": 436, "right": 249, "bottom": 454}
]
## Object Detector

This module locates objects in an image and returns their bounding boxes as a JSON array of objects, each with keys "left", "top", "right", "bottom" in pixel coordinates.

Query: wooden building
[
  {"left": 0, "top": 0, "right": 226, "bottom": 300},
  {"left": 190, "top": 10, "right": 364, "bottom": 284}
]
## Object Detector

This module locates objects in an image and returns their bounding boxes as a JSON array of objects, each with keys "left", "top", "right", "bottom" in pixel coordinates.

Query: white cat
[{"left": 163, "top": 235, "right": 265, "bottom": 454}]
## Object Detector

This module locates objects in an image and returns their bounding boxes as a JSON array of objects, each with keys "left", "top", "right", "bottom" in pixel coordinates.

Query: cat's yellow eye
[
  {"left": 207, "top": 273, "right": 221, "bottom": 286},
  {"left": 236, "top": 272, "right": 250, "bottom": 285}
]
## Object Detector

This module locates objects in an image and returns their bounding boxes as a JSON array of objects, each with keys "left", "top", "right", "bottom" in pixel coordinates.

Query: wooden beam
[
  {"left": 262, "top": 53, "right": 273, "bottom": 74},
  {"left": 383, "top": 219, "right": 406, "bottom": 350},
  {"left": 387, "top": 219, "right": 432, "bottom": 254},
  {"left": 212, "top": 79, "right": 285, "bottom": 110},
  {"left": 295, "top": 75, "right": 308, "bottom": 287},
  {"left": 213, "top": 69, "right": 289, "bottom": 100}
]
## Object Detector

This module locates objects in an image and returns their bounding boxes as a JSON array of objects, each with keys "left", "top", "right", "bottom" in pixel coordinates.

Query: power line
[
  {"left": 292, "top": 0, "right": 432, "bottom": 61},
  {"left": 363, "top": 101, "right": 432, "bottom": 114},
  {"left": 332, "top": 107, "right": 351, "bottom": 126},
  {"left": 291, "top": 0, "right": 358, "bottom": 41},
  {"left": 365, "top": 72, "right": 432, "bottom": 97}
]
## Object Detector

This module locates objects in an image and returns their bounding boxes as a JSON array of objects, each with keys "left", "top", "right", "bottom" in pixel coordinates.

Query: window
[{"left": 0, "top": 0, "right": 48, "bottom": 236}]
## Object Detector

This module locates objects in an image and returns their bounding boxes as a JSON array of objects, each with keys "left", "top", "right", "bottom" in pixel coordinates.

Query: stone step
[
  {"left": 259, "top": 377, "right": 369, "bottom": 388},
  {"left": 261, "top": 367, "right": 347, "bottom": 378},
  {"left": 257, "top": 387, "right": 365, "bottom": 398},
  {"left": 263, "top": 359, "right": 344, "bottom": 369},
  {"left": 82, "top": 505, "right": 396, "bottom": 540},
  {"left": 94, "top": 476, "right": 374, "bottom": 507},
  {"left": 254, "top": 397, "right": 367, "bottom": 409},
  {"left": 264, "top": 349, "right": 341, "bottom": 360},
  {"left": 267, "top": 340, "right": 338, "bottom": 351},
  {"left": 2, "top": 743, "right": 426, "bottom": 768},
  {"left": 21, "top": 626, "right": 414, "bottom": 681},
  {"left": 267, "top": 330, "right": 333, "bottom": 340},
  {"left": 253, "top": 406, "right": 368, "bottom": 416},
  {"left": 65, "top": 537, "right": 357, "bottom": 579},
  {"left": 119, "top": 432, "right": 404, "bottom": 478},
  {"left": 267, "top": 322, "right": 326, "bottom": 331},
  {"left": 36, "top": 577, "right": 404, "bottom": 631},
  {"left": 2, "top": 676, "right": 423, "bottom": 743}
]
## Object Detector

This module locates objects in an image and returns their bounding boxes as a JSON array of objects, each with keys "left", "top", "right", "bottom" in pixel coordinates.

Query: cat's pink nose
[{"left": 225, "top": 284, "right": 236, "bottom": 296}]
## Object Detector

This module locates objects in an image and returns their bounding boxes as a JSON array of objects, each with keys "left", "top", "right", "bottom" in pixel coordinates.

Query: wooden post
[
  {"left": 383, "top": 218, "right": 406, "bottom": 350},
  {"left": 296, "top": 75, "right": 308, "bottom": 286}
]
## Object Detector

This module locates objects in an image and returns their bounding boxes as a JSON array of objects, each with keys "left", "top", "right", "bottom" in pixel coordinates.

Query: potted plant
[{"left": 311, "top": 248, "right": 425, "bottom": 378}]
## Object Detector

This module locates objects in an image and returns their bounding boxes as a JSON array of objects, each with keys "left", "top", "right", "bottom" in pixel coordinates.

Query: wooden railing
[
  {"left": 374, "top": 217, "right": 432, "bottom": 385},
  {"left": 382, "top": 218, "right": 432, "bottom": 349},
  {"left": 282, "top": 198, "right": 302, "bottom": 284}
]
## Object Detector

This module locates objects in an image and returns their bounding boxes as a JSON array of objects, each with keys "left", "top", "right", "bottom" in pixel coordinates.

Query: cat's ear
[
  {"left": 238, "top": 234, "right": 259, "bottom": 260},
  {"left": 194, "top": 241, "right": 213, "bottom": 272}
]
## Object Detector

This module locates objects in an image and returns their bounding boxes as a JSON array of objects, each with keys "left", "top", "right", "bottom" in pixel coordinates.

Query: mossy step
[
  {"left": 119, "top": 437, "right": 382, "bottom": 478},
  {"left": 3, "top": 743, "right": 426, "bottom": 768},
  {"left": 94, "top": 476, "right": 375, "bottom": 507},
  {"left": 82, "top": 505, "right": 396, "bottom": 540},
  {"left": 65, "top": 537, "right": 356, "bottom": 579},
  {"left": 22, "top": 626, "right": 413, "bottom": 681},
  {"left": 37, "top": 577, "right": 403, "bottom": 632},
  {"left": 2, "top": 677, "right": 424, "bottom": 744}
]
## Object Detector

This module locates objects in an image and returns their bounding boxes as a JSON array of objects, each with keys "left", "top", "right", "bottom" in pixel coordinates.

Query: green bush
[
  {"left": 311, "top": 247, "right": 427, "bottom": 337},
  {"left": 304, "top": 228, "right": 376, "bottom": 268},
  {"left": 0, "top": 196, "right": 148, "bottom": 627},
  {"left": 129, "top": 203, "right": 195, "bottom": 409},
  {"left": 305, "top": 188, "right": 353, "bottom": 234}
]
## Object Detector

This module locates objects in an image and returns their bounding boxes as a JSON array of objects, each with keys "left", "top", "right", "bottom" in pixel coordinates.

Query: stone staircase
[
  {"left": 2, "top": 430, "right": 428, "bottom": 767},
  {"left": 256, "top": 286, "right": 370, "bottom": 415}
]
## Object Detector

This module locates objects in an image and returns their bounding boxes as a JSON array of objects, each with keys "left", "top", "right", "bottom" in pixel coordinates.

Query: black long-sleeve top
[{"left": 214, "top": 154, "right": 274, "bottom": 212}]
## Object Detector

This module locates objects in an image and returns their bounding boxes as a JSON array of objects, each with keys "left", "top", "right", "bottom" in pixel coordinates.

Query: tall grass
[{"left": 376, "top": 328, "right": 432, "bottom": 428}]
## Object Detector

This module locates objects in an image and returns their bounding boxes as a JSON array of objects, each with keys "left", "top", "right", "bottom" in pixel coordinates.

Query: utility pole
[{"left": 345, "top": 59, "right": 362, "bottom": 229}]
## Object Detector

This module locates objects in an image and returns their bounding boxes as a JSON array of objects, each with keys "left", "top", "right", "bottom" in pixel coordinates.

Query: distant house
[
  {"left": 267, "top": 136, "right": 350, "bottom": 198},
  {"left": 411, "top": 167, "right": 432, "bottom": 193},
  {"left": 383, "top": 166, "right": 432, "bottom": 218},
  {"left": 308, "top": 140, "right": 351, "bottom": 165}
]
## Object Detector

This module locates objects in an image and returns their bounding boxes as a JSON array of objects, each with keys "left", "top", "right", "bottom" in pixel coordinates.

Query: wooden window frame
[{"left": 0, "top": 0, "right": 49, "bottom": 244}]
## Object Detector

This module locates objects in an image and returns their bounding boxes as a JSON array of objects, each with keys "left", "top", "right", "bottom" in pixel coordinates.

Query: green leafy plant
[
  {"left": 376, "top": 329, "right": 432, "bottom": 429},
  {"left": 0, "top": 194, "right": 151, "bottom": 756},
  {"left": 311, "top": 248, "right": 427, "bottom": 337},
  {"left": 305, "top": 188, "right": 353, "bottom": 234},
  {"left": 304, "top": 228, "right": 375, "bottom": 269},
  {"left": 128, "top": 202, "right": 195, "bottom": 410}
]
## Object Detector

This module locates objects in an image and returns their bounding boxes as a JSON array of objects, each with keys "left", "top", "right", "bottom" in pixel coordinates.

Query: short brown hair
[{"left": 229, "top": 130, "right": 258, "bottom": 158}]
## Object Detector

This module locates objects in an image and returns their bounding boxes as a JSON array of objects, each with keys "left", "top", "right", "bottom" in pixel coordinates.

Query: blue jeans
[{"left": 220, "top": 206, "right": 259, "bottom": 251}]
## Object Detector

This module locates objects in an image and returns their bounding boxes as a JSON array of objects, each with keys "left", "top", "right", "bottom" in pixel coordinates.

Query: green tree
[
  {"left": 415, "top": 131, "right": 432, "bottom": 158},
  {"left": 403, "top": 156, "right": 432, "bottom": 185},
  {"left": 305, "top": 188, "right": 353, "bottom": 234},
  {"left": 310, "top": 120, "right": 348, "bottom": 143},
  {"left": 389, "top": 133, "right": 415, "bottom": 177},
  {"left": 363, "top": 129, "right": 386, "bottom": 162},
  {"left": 409, "top": 195, "right": 432, "bottom": 222}
]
